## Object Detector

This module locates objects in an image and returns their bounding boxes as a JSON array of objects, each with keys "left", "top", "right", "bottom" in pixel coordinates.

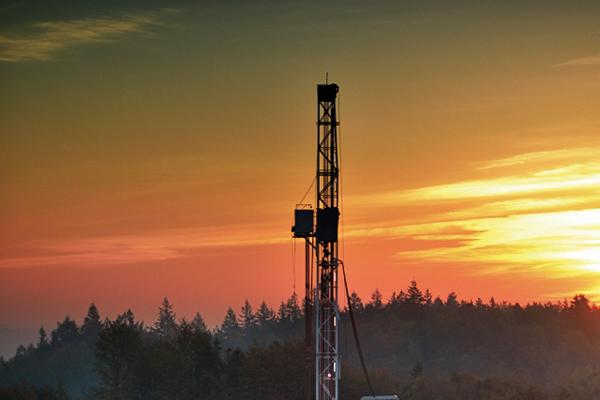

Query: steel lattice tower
[
  {"left": 315, "top": 83, "right": 340, "bottom": 400},
  {"left": 292, "top": 82, "right": 341, "bottom": 400}
]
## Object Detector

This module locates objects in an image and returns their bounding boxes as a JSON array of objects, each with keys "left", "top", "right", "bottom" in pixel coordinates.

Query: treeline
[
  {"left": 0, "top": 295, "right": 306, "bottom": 399},
  {"left": 3, "top": 281, "right": 600, "bottom": 399},
  {"left": 344, "top": 282, "right": 600, "bottom": 386}
]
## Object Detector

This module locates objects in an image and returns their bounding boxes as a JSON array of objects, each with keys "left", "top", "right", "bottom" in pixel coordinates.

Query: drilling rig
[{"left": 292, "top": 82, "right": 340, "bottom": 400}]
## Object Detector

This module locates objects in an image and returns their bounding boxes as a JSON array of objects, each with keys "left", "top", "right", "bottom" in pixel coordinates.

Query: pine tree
[
  {"left": 116, "top": 309, "right": 137, "bottom": 326},
  {"left": 406, "top": 280, "right": 425, "bottom": 305},
  {"left": 81, "top": 303, "right": 102, "bottom": 340},
  {"left": 388, "top": 291, "right": 404, "bottom": 306},
  {"left": 424, "top": 289, "right": 433, "bottom": 305},
  {"left": 570, "top": 294, "right": 591, "bottom": 314},
  {"left": 38, "top": 326, "right": 49, "bottom": 348},
  {"left": 285, "top": 293, "right": 301, "bottom": 321},
  {"left": 277, "top": 302, "right": 287, "bottom": 321},
  {"left": 348, "top": 291, "right": 364, "bottom": 311},
  {"left": 446, "top": 292, "right": 459, "bottom": 307},
  {"left": 191, "top": 312, "right": 207, "bottom": 333},
  {"left": 240, "top": 299, "right": 257, "bottom": 329},
  {"left": 369, "top": 289, "right": 383, "bottom": 309},
  {"left": 95, "top": 312, "right": 143, "bottom": 399},
  {"left": 256, "top": 301, "right": 275, "bottom": 325},
  {"left": 220, "top": 307, "right": 240, "bottom": 339},
  {"left": 15, "top": 344, "right": 27, "bottom": 358},
  {"left": 51, "top": 316, "right": 80, "bottom": 346},
  {"left": 153, "top": 297, "right": 177, "bottom": 338},
  {"left": 475, "top": 297, "right": 485, "bottom": 309}
]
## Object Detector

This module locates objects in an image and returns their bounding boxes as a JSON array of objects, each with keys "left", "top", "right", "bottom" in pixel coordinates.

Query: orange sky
[{"left": 2, "top": 0, "right": 600, "bottom": 356}]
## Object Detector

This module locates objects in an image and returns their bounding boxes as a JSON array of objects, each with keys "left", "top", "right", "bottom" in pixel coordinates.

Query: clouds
[
  {"left": 0, "top": 12, "right": 168, "bottom": 62},
  {"left": 555, "top": 55, "right": 600, "bottom": 67},
  {"left": 4, "top": 142, "right": 600, "bottom": 304},
  {"left": 476, "top": 148, "right": 599, "bottom": 170},
  {"left": 339, "top": 148, "right": 600, "bottom": 295},
  {"left": 347, "top": 148, "right": 600, "bottom": 207},
  {"left": 0, "top": 223, "right": 288, "bottom": 269},
  {"left": 392, "top": 209, "right": 600, "bottom": 273},
  {"left": 6, "top": 146, "right": 600, "bottom": 290}
]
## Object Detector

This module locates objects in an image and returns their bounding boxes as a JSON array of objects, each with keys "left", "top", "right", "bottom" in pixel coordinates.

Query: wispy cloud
[
  {"left": 0, "top": 225, "right": 287, "bottom": 269},
  {"left": 476, "top": 148, "right": 598, "bottom": 170},
  {"left": 391, "top": 208, "right": 600, "bottom": 276},
  {"left": 5, "top": 146, "right": 600, "bottom": 301},
  {"left": 555, "top": 55, "right": 600, "bottom": 67},
  {"left": 348, "top": 161, "right": 600, "bottom": 206},
  {"left": 0, "top": 12, "right": 169, "bottom": 62},
  {"left": 340, "top": 147, "right": 600, "bottom": 296}
]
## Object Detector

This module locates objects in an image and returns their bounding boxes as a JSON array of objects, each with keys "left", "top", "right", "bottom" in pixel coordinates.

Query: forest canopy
[{"left": 2, "top": 281, "right": 600, "bottom": 400}]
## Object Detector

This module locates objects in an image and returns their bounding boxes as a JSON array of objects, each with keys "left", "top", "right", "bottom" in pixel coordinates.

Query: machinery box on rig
[
  {"left": 292, "top": 209, "right": 314, "bottom": 237},
  {"left": 317, "top": 83, "right": 339, "bottom": 102},
  {"left": 316, "top": 207, "right": 339, "bottom": 243}
]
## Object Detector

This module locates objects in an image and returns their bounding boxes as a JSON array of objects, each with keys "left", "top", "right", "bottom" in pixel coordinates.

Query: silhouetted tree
[
  {"left": 94, "top": 311, "right": 143, "bottom": 400},
  {"left": 446, "top": 292, "right": 459, "bottom": 307},
  {"left": 256, "top": 301, "right": 275, "bottom": 325},
  {"left": 51, "top": 317, "right": 79, "bottom": 347},
  {"left": 175, "top": 321, "right": 222, "bottom": 398},
  {"left": 284, "top": 293, "right": 302, "bottom": 322},
  {"left": 81, "top": 303, "right": 102, "bottom": 341},
  {"left": 570, "top": 294, "right": 591, "bottom": 314},
  {"left": 424, "top": 289, "right": 433, "bottom": 305},
  {"left": 220, "top": 307, "right": 240, "bottom": 344},
  {"left": 240, "top": 299, "right": 256, "bottom": 329},
  {"left": 475, "top": 297, "right": 485, "bottom": 309},
  {"left": 406, "top": 280, "right": 425, "bottom": 305},
  {"left": 389, "top": 290, "right": 406, "bottom": 306},
  {"left": 348, "top": 291, "right": 364, "bottom": 311},
  {"left": 37, "top": 326, "right": 49, "bottom": 348},
  {"left": 369, "top": 289, "right": 383, "bottom": 309},
  {"left": 152, "top": 297, "right": 177, "bottom": 339},
  {"left": 191, "top": 312, "right": 207, "bottom": 333},
  {"left": 14, "top": 345, "right": 27, "bottom": 359}
]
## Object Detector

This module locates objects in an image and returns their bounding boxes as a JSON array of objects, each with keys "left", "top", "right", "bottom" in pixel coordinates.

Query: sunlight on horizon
[{"left": 343, "top": 148, "right": 600, "bottom": 298}]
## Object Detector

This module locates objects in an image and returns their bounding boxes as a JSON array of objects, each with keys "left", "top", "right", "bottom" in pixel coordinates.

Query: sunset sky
[{"left": 3, "top": 0, "right": 600, "bottom": 357}]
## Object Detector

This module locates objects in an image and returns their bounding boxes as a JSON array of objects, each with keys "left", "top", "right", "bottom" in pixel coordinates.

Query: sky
[{"left": 2, "top": 0, "right": 600, "bottom": 357}]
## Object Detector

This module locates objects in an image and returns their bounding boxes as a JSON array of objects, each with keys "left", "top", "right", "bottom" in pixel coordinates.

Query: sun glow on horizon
[
  {"left": 4, "top": 148, "right": 600, "bottom": 289},
  {"left": 341, "top": 148, "right": 600, "bottom": 298}
]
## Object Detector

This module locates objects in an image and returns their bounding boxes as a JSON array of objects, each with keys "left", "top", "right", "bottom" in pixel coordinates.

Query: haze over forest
[{"left": 3, "top": 281, "right": 600, "bottom": 399}]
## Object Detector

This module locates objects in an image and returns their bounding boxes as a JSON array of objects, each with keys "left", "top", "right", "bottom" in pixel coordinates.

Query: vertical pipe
[
  {"left": 314, "top": 287, "right": 320, "bottom": 400},
  {"left": 305, "top": 239, "right": 312, "bottom": 400}
]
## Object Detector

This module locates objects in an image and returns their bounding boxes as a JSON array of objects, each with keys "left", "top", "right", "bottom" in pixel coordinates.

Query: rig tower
[
  {"left": 315, "top": 82, "right": 340, "bottom": 400},
  {"left": 292, "top": 82, "right": 341, "bottom": 400}
]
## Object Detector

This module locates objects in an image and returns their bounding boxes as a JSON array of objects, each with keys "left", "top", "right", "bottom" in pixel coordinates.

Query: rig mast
[
  {"left": 292, "top": 82, "right": 341, "bottom": 400},
  {"left": 315, "top": 83, "right": 340, "bottom": 400}
]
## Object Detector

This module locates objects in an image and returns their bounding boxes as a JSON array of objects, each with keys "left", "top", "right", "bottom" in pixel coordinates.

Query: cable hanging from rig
[{"left": 339, "top": 258, "right": 376, "bottom": 397}]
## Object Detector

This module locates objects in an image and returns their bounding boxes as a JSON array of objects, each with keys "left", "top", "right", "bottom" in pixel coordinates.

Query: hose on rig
[{"left": 339, "top": 259, "right": 376, "bottom": 397}]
